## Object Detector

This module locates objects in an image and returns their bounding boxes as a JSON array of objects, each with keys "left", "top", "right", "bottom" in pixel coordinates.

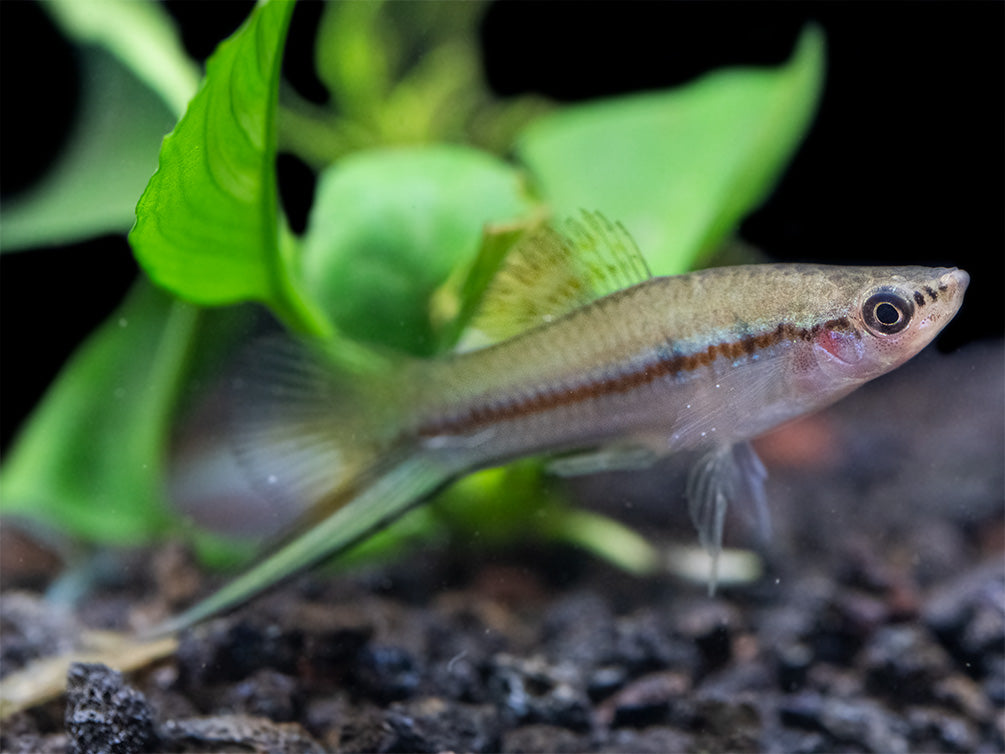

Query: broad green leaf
[
  {"left": 130, "top": 0, "right": 329, "bottom": 337},
  {"left": 0, "top": 282, "right": 194, "bottom": 543},
  {"left": 0, "top": 47, "right": 176, "bottom": 251},
  {"left": 1, "top": 0, "right": 197, "bottom": 252},
  {"left": 46, "top": 0, "right": 199, "bottom": 117},
  {"left": 300, "top": 145, "right": 537, "bottom": 355},
  {"left": 517, "top": 25, "right": 825, "bottom": 274}
]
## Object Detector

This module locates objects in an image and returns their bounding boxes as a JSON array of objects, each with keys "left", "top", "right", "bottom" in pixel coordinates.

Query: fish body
[
  {"left": 158, "top": 214, "right": 968, "bottom": 633},
  {"left": 416, "top": 263, "right": 966, "bottom": 463}
]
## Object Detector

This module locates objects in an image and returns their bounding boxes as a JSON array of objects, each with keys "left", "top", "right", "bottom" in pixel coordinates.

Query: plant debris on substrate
[{"left": 2, "top": 342, "right": 1002, "bottom": 754}]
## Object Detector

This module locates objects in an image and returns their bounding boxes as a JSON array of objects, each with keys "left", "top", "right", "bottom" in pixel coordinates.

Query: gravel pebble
[
  {"left": 64, "top": 663, "right": 157, "bottom": 754},
  {"left": 1, "top": 344, "right": 1001, "bottom": 753}
]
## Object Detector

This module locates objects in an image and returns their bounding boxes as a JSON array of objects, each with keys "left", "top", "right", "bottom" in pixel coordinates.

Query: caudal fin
[
  {"left": 149, "top": 338, "right": 451, "bottom": 636},
  {"left": 229, "top": 337, "right": 406, "bottom": 522},
  {"left": 150, "top": 453, "right": 451, "bottom": 635}
]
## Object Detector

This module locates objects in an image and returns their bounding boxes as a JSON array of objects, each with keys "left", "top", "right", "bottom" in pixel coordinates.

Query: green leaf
[
  {"left": 45, "top": 0, "right": 199, "bottom": 117},
  {"left": 315, "top": 0, "right": 393, "bottom": 113},
  {"left": 0, "top": 281, "right": 195, "bottom": 543},
  {"left": 0, "top": 47, "right": 177, "bottom": 251},
  {"left": 130, "top": 0, "right": 329, "bottom": 337},
  {"left": 300, "top": 145, "right": 537, "bottom": 355},
  {"left": 345, "top": 462, "right": 659, "bottom": 575},
  {"left": 517, "top": 25, "right": 825, "bottom": 274},
  {"left": 1, "top": 0, "right": 198, "bottom": 252},
  {"left": 284, "top": 1, "right": 549, "bottom": 168}
]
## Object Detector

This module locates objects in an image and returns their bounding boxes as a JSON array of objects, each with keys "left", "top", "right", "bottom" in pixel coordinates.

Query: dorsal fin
[{"left": 459, "top": 210, "right": 652, "bottom": 350}]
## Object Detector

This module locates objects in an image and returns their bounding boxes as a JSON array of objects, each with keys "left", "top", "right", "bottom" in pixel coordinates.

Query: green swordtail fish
[{"left": 153, "top": 212, "right": 969, "bottom": 635}]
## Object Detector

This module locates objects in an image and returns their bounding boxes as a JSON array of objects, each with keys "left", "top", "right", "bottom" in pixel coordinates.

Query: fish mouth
[
  {"left": 942, "top": 268, "right": 970, "bottom": 295},
  {"left": 939, "top": 268, "right": 970, "bottom": 316}
]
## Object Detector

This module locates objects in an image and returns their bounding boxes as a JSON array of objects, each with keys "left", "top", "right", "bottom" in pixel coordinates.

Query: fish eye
[{"left": 862, "top": 291, "right": 913, "bottom": 335}]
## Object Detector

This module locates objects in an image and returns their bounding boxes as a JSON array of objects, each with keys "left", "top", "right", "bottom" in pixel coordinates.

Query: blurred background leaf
[
  {"left": 0, "top": 281, "right": 192, "bottom": 543},
  {"left": 0, "top": 0, "right": 196, "bottom": 252},
  {"left": 517, "top": 25, "right": 825, "bottom": 275},
  {"left": 300, "top": 145, "right": 538, "bottom": 355},
  {"left": 44, "top": 0, "right": 199, "bottom": 116},
  {"left": 0, "top": 47, "right": 176, "bottom": 251},
  {"left": 280, "top": 0, "right": 551, "bottom": 167}
]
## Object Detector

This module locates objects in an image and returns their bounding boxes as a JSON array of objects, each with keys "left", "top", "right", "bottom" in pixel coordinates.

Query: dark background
[{"left": 2, "top": 1, "right": 1002, "bottom": 452}]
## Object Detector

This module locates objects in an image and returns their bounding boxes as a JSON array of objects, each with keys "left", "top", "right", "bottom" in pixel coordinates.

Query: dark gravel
[{"left": 2, "top": 343, "right": 1002, "bottom": 753}]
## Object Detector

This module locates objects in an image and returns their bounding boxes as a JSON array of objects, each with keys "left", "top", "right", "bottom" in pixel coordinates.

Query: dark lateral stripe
[{"left": 418, "top": 317, "right": 853, "bottom": 437}]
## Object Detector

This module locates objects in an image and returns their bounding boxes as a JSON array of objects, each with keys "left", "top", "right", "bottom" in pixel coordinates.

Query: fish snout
[{"left": 945, "top": 267, "right": 969, "bottom": 293}]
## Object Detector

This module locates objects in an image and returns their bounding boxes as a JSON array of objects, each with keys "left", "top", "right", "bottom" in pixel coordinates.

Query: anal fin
[{"left": 547, "top": 444, "right": 661, "bottom": 477}]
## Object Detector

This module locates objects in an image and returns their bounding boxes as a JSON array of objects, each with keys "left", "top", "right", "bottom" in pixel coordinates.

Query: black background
[{"left": 2, "top": 1, "right": 1002, "bottom": 452}]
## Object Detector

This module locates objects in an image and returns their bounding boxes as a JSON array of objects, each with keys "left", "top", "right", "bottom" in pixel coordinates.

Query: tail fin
[
  {"left": 151, "top": 454, "right": 451, "bottom": 635},
  {"left": 229, "top": 337, "right": 408, "bottom": 524},
  {"left": 149, "top": 338, "right": 452, "bottom": 636}
]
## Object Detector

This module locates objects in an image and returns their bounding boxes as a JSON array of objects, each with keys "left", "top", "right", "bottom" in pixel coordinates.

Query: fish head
[{"left": 810, "top": 266, "right": 969, "bottom": 384}]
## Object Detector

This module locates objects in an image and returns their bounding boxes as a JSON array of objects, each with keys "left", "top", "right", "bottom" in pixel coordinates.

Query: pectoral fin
[{"left": 686, "top": 441, "right": 769, "bottom": 594}]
